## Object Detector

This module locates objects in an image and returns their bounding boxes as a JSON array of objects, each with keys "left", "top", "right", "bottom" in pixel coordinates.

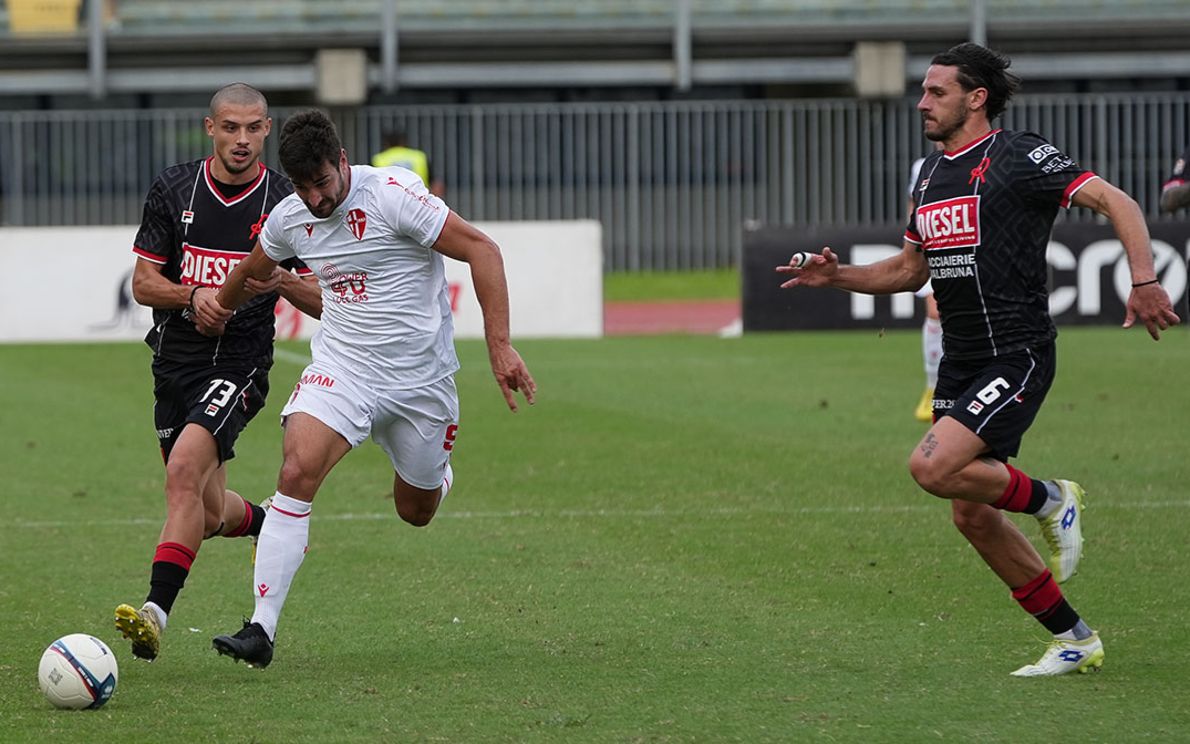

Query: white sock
[
  {"left": 923, "top": 316, "right": 942, "bottom": 387},
  {"left": 251, "top": 492, "right": 311, "bottom": 641},
  {"left": 143, "top": 601, "right": 167, "bottom": 630}
]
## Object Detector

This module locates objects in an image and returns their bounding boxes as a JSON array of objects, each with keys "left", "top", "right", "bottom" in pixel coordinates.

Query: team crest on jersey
[
  {"left": 916, "top": 195, "right": 981, "bottom": 250},
  {"left": 250, "top": 213, "right": 268, "bottom": 240},
  {"left": 346, "top": 209, "right": 367, "bottom": 240}
]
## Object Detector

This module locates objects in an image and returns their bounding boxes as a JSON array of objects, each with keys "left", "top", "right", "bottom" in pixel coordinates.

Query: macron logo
[{"left": 258, "top": 583, "right": 270, "bottom": 597}]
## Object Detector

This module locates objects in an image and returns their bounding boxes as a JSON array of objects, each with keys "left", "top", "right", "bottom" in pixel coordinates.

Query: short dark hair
[
  {"left": 931, "top": 43, "right": 1021, "bottom": 121},
  {"left": 279, "top": 110, "right": 342, "bottom": 182},
  {"left": 209, "top": 83, "right": 267, "bottom": 118}
]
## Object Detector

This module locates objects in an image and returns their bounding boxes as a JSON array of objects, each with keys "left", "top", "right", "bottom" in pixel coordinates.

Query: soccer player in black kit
[
  {"left": 1159, "top": 146, "right": 1190, "bottom": 214},
  {"left": 114, "top": 84, "right": 321, "bottom": 661},
  {"left": 778, "top": 44, "right": 1180, "bottom": 676}
]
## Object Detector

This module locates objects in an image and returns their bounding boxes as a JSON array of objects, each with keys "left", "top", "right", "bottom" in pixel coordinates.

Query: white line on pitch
[
  {"left": 272, "top": 347, "right": 312, "bottom": 366},
  {"left": 10, "top": 500, "right": 1189, "bottom": 530}
]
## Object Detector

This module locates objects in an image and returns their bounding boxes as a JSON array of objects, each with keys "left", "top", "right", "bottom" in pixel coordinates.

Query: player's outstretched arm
[
  {"left": 776, "top": 243, "right": 928, "bottom": 295},
  {"left": 432, "top": 212, "right": 536, "bottom": 412},
  {"left": 131, "top": 258, "right": 197, "bottom": 310},
  {"left": 1072, "top": 179, "right": 1181, "bottom": 340},
  {"left": 216, "top": 242, "right": 279, "bottom": 313},
  {"left": 243, "top": 270, "right": 323, "bottom": 320},
  {"left": 131, "top": 257, "right": 231, "bottom": 334}
]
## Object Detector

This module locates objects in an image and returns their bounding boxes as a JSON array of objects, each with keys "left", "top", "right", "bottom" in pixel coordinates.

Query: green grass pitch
[{"left": 1, "top": 328, "right": 1188, "bottom": 742}]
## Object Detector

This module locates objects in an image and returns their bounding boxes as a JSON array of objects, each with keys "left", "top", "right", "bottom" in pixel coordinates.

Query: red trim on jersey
[
  {"left": 203, "top": 157, "right": 267, "bottom": 207},
  {"left": 293, "top": 265, "right": 314, "bottom": 277},
  {"left": 1060, "top": 172, "right": 1099, "bottom": 209},
  {"left": 1162, "top": 178, "right": 1185, "bottom": 191},
  {"left": 133, "top": 246, "right": 168, "bottom": 264},
  {"left": 904, "top": 229, "right": 923, "bottom": 245},
  {"left": 943, "top": 129, "right": 1001, "bottom": 160}
]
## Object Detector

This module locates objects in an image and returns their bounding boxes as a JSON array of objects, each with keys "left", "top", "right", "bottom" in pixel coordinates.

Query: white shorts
[
  {"left": 280, "top": 363, "right": 460, "bottom": 490},
  {"left": 915, "top": 279, "right": 934, "bottom": 299}
]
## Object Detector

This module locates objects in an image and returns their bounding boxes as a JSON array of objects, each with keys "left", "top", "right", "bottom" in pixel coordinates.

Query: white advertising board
[{"left": 0, "top": 220, "right": 602, "bottom": 343}]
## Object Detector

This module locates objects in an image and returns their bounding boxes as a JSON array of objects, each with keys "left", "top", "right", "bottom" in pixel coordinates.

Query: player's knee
[
  {"left": 276, "top": 458, "right": 316, "bottom": 497},
  {"left": 951, "top": 500, "right": 995, "bottom": 537},
  {"left": 395, "top": 500, "right": 435, "bottom": 527},
  {"left": 907, "top": 454, "right": 948, "bottom": 498},
  {"left": 394, "top": 492, "right": 438, "bottom": 527},
  {"left": 163, "top": 461, "right": 204, "bottom": 508}
]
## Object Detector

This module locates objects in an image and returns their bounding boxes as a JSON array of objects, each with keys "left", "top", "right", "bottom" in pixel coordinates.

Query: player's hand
[
  {"left": 192, "top": 286, "right": 234, "bottom": 327},
  {"left": 194, "top": 319, "right": 226, "bottom": 337},
  {"left": 775, "top": 247, "right": 839, "bottom": 288},
  {"left": 1123, "top": 282, "right": 1181, "bottom": 340},
  {"left": 243, "top": 268, "right": 286, "bottom": 297},
  {"left": 489, "top": 344, "right": 536, "bottom": 412}
]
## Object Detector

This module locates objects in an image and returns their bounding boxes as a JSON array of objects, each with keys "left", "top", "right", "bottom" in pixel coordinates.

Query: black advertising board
[{"left": 743, "top": 222, "right": 1189, "bottom": 331}]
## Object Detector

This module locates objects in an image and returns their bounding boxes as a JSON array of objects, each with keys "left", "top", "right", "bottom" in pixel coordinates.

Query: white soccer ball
[{"left": 38, "top": 634, "right": 118, "bottom": 710}]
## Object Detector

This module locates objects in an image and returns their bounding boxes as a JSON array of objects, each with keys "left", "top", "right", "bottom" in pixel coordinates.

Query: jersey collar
[
  {"left": 943, "top": 129, "right": 1001, "bottom": 160},
  {"left": 203, "top": 157, "right": 267, "bottom": 206}
]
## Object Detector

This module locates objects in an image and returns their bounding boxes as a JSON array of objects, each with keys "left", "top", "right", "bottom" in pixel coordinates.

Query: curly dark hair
[
  {"left": 278, "top": 109, "right": 342, "bottom": 182},
  {"left": 931, "top": 43, "right": 1021, "bottom": 121}
]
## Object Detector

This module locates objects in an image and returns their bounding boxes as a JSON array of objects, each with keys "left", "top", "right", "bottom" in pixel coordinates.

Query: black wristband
[
  {"left": 1131, "top": 279, "right": 1160, "bottom": 288},
  {"left": 187, "top": 285, "right": 202, "bottom": 312}
]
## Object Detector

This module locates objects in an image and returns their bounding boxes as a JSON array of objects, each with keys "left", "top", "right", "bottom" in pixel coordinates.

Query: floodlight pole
[
  {"left": 88, "top": 0, "right": 107, "bottom": 100},
  {"left": 674, "top": 0, "right": 692, "bottom": 91},
  {"left": 969, "top": 0, "right": 988, "bottom": 46},
  {"left": 381, "top": 0, "right": 399, "bottom": 94}
]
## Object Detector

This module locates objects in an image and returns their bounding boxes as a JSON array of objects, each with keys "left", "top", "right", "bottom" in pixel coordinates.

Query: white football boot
[
  {"left": 1037, "top": 480, "right": 1085, "bottom": 583},
  {"left": 1011, "top": 632, "right": 1104, "bottom": 677}
]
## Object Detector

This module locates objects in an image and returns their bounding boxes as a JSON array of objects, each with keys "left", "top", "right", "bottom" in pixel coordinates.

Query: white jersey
[{"left": 260, "top": 164, "right": 456, "bottom": 389}]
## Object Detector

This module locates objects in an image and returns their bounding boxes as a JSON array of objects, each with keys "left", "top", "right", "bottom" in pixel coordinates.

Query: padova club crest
[{"left": 346, "top": 208, "right": 367, "bottom": 240}]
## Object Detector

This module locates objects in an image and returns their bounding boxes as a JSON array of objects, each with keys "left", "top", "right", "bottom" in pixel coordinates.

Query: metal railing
[{"left": 2, "top": 93, "right": 1188, "bottom": 270}]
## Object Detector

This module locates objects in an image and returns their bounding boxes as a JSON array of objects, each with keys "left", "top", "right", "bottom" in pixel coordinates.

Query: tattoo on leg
[{"left": 920, "top": 433, "right": 939, "bottom": 459}]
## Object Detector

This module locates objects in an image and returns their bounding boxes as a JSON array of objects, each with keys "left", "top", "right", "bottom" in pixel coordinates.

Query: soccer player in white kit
[{"left": 207, "top": 110, "right": 536, "bottom": 668}]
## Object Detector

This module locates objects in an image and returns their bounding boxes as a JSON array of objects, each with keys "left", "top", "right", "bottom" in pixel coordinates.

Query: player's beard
[
  {"left": 219, "top": 150, "right": 256, "bottom": 176},
  {"left": 924, "top": 101, "right": 969, "bottom": 143}
]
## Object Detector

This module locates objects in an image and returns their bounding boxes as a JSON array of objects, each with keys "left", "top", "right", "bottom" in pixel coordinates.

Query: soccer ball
[{"left": 38, "top": 634, "right": 118, "bottom": 710}]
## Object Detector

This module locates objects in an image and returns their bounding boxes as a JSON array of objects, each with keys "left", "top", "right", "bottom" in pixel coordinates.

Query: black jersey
[
  {"left": 905, "top": 129, "right": 1096, "bottom": 361},
  {"left": 132, "top": 157, "right": 310, "bottom": 366}
]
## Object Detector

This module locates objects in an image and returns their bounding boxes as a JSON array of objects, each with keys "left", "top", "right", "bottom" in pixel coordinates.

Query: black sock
[
  {"left": 146, "top": 561, "right": 189, "bottom": 615},
  {"left": 1038, "top": 599, "right": 1081, "bottom": 635},
  {"left": 1022, "top": 479, "right": 1051, "bottom": 515},
  {"left": 247, "top": 503, "right": 267, "bottom": 537}
]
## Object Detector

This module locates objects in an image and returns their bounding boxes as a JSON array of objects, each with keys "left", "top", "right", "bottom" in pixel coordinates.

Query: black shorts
[
  {"left": 933, "top": 343, "right": 1056, "bottom": 461},
  {"left": 151, "top": 359, "right": 270, "bottom": 463}
]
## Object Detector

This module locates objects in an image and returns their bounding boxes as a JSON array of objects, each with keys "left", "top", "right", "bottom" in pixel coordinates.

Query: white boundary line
[
  {"left": 11, "top": 500, "right": 1189, "bottom": 529},
  {"left": 273, "top": 347, "right": 313, "bottom": 366}
]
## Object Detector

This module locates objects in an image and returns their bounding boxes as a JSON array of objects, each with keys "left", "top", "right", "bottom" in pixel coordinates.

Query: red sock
[
  {"left": 223, "top": 497, "right": 255, "bottom": 538},
  {"left": 146, "top": 541, "right": 197, "bottom": 616},
  {"left": 1011, "top": 569, "right": 1080, "bottom": 634},
  {"left": 993, "top": 464, "right": 1032, "bottom": 512}
]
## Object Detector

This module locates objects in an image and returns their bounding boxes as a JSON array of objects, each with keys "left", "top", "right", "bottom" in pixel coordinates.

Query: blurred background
[{"left": 0, "top": 0, "right": 1187, "bottom": 317}]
